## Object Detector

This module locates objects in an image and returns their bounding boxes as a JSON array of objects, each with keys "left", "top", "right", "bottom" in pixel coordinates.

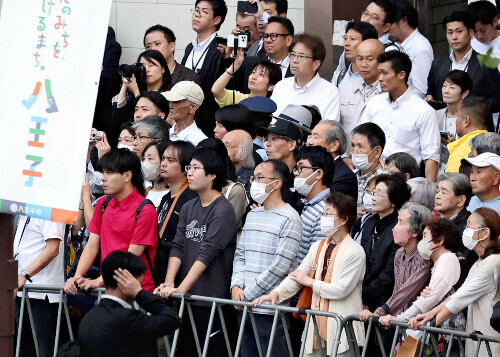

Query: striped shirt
[
  {"left": 298, "top": 188, "right": 330, "bottom": 264},
  {"left": 231, "top": 204, "right": 302, "bottom": 314},
  {"left": 374, "top": 245, "right": 432, "bottom": 316},
  {"left": 356, "top": 163, "right": 386, "bottom": 207}
]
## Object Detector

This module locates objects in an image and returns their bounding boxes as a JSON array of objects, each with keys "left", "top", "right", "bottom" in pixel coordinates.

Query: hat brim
[
  {"left": 271, "top": 115, "right": 312, "bottom": 134},
  {"left": 163, "top": 92, "right": 186, "bottom": 102}
]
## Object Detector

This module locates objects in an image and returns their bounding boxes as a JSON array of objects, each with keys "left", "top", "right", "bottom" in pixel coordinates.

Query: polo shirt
[
  {"left": 445, "top": 129, "right": 487, "bottom": 173},
  {"left": 88, "top": 188, "right": 158, "bottom": 292},
  {"left": 169, "top": 121, "right": 207, "bottom": 146}
]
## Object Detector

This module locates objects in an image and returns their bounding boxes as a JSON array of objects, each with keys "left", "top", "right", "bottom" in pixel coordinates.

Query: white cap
[
  {"left": 461, "top": 152, "right": 500, "bottom": 171},
  {"left": 162, "top": 81, "right": 204, "bottom": 105}
]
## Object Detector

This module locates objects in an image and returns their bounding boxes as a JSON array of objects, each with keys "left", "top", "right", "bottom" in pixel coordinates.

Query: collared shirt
[
  {"left": 88, "top": 188, "right": 158, "bottom": 292},
  {"left": 253, "top": 138, "right": 268, "bottom": 161},
  {"left": 169, "top": 121, "right": 207, "bottom": 146},
  {"left": 467, "top": 195, "right": 500, "bottom": 215},
  {"left": 356, "top": 163, "right": 386, "bottom": 207},
  {"left": 450, "top": 48, "right": 473, "bottom": 71},
  {"left": 271, "top": 73, "right": 340, "bottom": 121},
  {"left": 446, "top": 129, "right": 487, "bottom": 173},
  {"left": 298, "top": 188, "right": 330, "bottom": 264},
  {"left": 472, "top": 36, "right": 500, "bottom": 72},
  {"left": 397, "top": 29, "right": 434, "bottom": 98},
  {"left": 362, "top": 88, "right": 440, "bottom": 165},
  {"left": 332, "top": 63, "right": 361, "bottom": 88},
  {"left": 101, "top": 294, "right": 132, "bottom": 309},
  {"left": 269, "top": 55, "right": 290, "bottom": 79},
  {"left": 185, "top": 32, "right": 217, "bottom": 73},
  {"left": 340, "top": 76, "right": 382, "bottom": 155},
  {"left": 374, "top": 245, "right": 432, "bottom": 316}
]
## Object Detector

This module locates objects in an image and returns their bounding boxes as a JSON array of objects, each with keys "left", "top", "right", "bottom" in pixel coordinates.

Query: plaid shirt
[{"left": 356, "top": 163, "right": 386, "bottom": 206}]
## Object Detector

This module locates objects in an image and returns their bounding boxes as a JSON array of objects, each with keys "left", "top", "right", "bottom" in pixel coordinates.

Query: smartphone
[
  {"left": 237, "top": 1, "right": 258, "bottom": 13},
  {"left": 90, "top": 131, "right": 104, "bottom": 142},
  {"left": 440, "top": 131, "right": 449, "bottom": 139},
  {"left": 216, "top": 36, "right": 227, "bottom": 46}
]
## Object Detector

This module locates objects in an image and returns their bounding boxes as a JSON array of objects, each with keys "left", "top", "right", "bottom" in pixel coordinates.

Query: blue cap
[{"left": 239, "top": 96, "right": 277, "bottom": 114}]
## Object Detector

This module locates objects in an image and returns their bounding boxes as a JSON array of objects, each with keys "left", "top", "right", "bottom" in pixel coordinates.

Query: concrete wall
[{"left": 109, "top": 0, "right": 304, "bottom": 65}]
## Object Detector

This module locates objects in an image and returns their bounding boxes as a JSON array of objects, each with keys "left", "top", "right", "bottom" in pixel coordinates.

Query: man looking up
[
  {"left": 143, "top": 24, "right": 200, "bottom": 85},
  {"left": 362, "top": 51, "right": 440, "bottom": 182}
]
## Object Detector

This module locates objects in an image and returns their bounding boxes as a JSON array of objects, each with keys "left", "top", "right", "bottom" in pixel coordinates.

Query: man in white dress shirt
[
  {"left": 271, "top": 33, "right": 340, "bottom": 121},
  {"left": 362, "top": 50, "right": 440, "bottom": 182},
  {"left": 163, "top": 81, "right": 208, "bottom": 146},
  {"left": 389, "top": 1, "right": 433, "bottom": 98}
]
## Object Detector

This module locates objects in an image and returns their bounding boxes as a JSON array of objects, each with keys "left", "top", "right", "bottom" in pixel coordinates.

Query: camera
[
  {"left": 90, "top": 131, "right": 104, "bottom": 142},
  {"left": 119, "top": 62, "right": 146, "bottom": 86},
  {"left": 228, "top": 30, "right": 250, "bottom": 48}
]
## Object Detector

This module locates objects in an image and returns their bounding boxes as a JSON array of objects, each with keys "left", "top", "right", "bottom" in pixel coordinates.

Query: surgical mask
[
  {"left": 462, "top": 227, "right": 486, "bottom": 250},
  {"left": 250, "top": 180, "right": 276, "bottom": 204},
  {"left": 320, "top": 216, "right": 342, "bottom": 237},
  {"left": 293, "top": 169, "right": 319, "bottom": 196},
  {"left": 392, "top": 224, "right": 411, "bottom": 247},
  {"left": 417, "top": 239, "right": 433, "bottom": 260},
  {"left": 363, "top": 192, "right": 374, "bottom": 213},
  {"left": 117, "top": 143, "right": 134, "bottom": 152},
  {"left": 141, "top": 161, "right": 160, "bottom": 181},
  {"left": 352, "top": 147, "right": 377, "bottom": 171}
]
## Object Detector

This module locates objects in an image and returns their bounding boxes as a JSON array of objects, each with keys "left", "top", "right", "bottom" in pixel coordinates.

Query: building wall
[{"left": 109, "top": 0, "right": 304, "bottom": 65}]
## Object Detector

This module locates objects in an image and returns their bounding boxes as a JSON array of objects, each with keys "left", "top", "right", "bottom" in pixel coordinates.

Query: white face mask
[
  {"left": 462, "top": 227, "right": 486, "bottom": 250},
  {"left": 352, "top": 147, "right": 377, "bottom": 171},
  {"left": 363, "top": 192, "right": 374, "bottom": 213},
  {"left": 117, "top": 143, "right": 135, "bottom": 152},
  {"left": 141, "top": 161, "right": 160, "bottom": 181},
  {"left": 250, "top": 180, "right": 277, "bottom": 204},
  {"left": 320, "top": 216, "right": 343, "bottom": 237},
  {"left": 417, "top": 239, "right": 433, "bottom": 260},
  {"left": 293, "top": 169, "right": 319, "bottom": 197}
]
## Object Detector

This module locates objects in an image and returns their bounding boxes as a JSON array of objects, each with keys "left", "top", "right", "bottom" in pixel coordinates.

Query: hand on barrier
[
  {"left": 159, "top": 285, "right": 180, "bottom": 299},
  {"left": 114, "top": 268, "right": 141, "bottom": 299},
  {"left": 409, "top": 311, "right": 434, "bottom": 330},
  {"left": 231, "top": 286, "right": 246, "bottom": 310},
  {"left": 378, "top": 314, "right": 396, "bottom": 329},
  {"left": 289, "top": 269, "right": 314, "bottom": 287},
  {"left": 253, "top": 291, "right": 279, "bottom": 307},
  {"left": 78, "top": 277, "right": 103, "bottom": 291},
  {"left": 64, "top": 275, "right": 84, "bottom": 294},
  {"left": 359, "top": 309, "right": 376, "bottom": 322}
]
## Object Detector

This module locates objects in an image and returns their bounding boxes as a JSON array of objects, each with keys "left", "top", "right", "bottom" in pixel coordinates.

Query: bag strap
[
  {"left": 309, "top": 239, "right": 326, "bottom": 278},
  {"left": 100, "top": 195, "right": 113, "bottom": 214},
  {"left": 159, "top": 183, "right": 190, "bottom": 238},
  {"left": 144, "top": 186, "right": 153, "bottom": 196},
  {"left": 224, "top": 182, "right": 237, "bottom": 199}
]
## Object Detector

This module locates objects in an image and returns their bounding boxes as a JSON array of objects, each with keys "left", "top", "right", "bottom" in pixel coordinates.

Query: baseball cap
[
  {"left": 273, "top": 104, "right": 313, "bottom": 134},
  {"left": 239, "top": 96, "right": 277, "bottom": 114},
  {"left": 257, "top": 119, "right": 302, "bottom": 144},
  {"left": 162, "top": 81, "right": 204, "bottom": 105},
  {"left": 461, "top": 152, "right": 500, "bottom": 171}
]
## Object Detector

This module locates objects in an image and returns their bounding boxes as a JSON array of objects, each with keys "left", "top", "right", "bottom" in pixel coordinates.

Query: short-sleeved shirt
[
  {"left": 215, "top": 89, "right": 249, "bottom": 107},
  {"left": 88, "top": 188, "right": 158, "bottom": 292}
]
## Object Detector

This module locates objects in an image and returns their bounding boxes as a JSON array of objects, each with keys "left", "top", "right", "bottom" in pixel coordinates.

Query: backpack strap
[
  {"left": 135, "top": 199, "right": 156, "bottom": 275},
  {"left": 100, "top": 195, "right": 113, "bottom": 214}
]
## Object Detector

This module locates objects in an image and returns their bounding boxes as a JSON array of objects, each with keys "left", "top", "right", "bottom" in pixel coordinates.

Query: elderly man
[
  {"left": 132, "top": 115, "right": 171, "bottom": 158},
  {"left": 163, "top": 81, "right": 207, "bottom": 145},
  {"left": 461, "top": 152, "right": 500, "bottom": 214},
  {"left": 223, "top": 129, "right": 255, "bottom": 197},
  {"left": 307, "top": 120, "right": 358, "bottom": 200}
]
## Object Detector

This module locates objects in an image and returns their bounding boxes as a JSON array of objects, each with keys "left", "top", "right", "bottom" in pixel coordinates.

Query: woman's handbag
[{"left": 293, "top": 240, "right": 326, "bottom": 321}]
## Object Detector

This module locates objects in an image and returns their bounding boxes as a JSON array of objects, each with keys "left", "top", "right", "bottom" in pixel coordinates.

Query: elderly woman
[
  {"left": 407, "top": 177, "right": 436, "bottom": 211},
  {"left": 410, "top": 207, "right": 500, "bottom": 357},
  {"left": 254, "top": 192, "right": 365, "bottom": 357}
]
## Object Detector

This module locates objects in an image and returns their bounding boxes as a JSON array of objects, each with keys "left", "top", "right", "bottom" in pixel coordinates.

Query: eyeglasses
[
  {"left": 261, "top": 33, "right": 289, "bottom": 41},
  {"left": 263, "top": 135, "right": 290, "bottom": 143},
  {"left": 190, "top": 8, "right": 213, "bottom": 17},
  {"left": 292, "top": 165, "right": 319, "bottom": 175},
  {"left": 370, "top": 191, "right": 388, "bottom": 198},
  {"left": 135, "top": 135, "right": 155, "bottom": 141},
  {"left": 288, "top": 52, "right": 314, "bottom": 61},
  {"left": 185, "top": 165, "right": 205, "bottom": 172},
  {"left": 361, "top": 9, "right": 383, "bottom": 22},
  {"left": 249, "top": 175, "right": 277, "bottom": 183}
]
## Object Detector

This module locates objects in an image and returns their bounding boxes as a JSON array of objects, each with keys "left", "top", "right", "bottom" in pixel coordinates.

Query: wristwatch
[{"left": 20, "top": 269, "right": 33, "bottom": 283}]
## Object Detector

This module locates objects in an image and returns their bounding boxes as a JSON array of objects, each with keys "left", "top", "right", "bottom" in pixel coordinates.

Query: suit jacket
[
  {"left": 181, "top": 38, "right": 224, "bottom": 136},
  {"left": 171, "top": 61, "right": 201, "bottom": 86},
  {"left": 427, "top": 50, "right": 500, "bottom": 112},
  {"left": 331, "top": 158, "right": 358, "bottom": 201},
  {"left": 78, "top": 290, "right": 182, "bottom": 357}
]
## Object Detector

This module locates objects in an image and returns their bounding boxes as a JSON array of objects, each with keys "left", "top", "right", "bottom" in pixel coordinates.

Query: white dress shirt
[
  {"left": 184, "top": 32, "right": 217, "bottom": 73},
  {"left": 397, "top": 29, "right": 434, "bottom": 98},
  {"left": 361, "top": 88, "right": 440, "bottom": 165},
  {"left": 271, "top": 73, "right": 340, "bottom": 121},
  {"left": 450, "top": 48, "right": 473, "bottom": 71},
  {"left": 269, "top": 55, "right": 290, "bottom": 79},
  {"left": 169, "top": 121, "right": 207, "bottom": 146}
]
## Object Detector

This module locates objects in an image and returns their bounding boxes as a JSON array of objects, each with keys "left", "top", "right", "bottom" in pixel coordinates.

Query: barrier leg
[
  {"left": 186, "top": 303, "right": 202, "bottom": 357},
  {"left": 234, "top": 306, "right": 248, "bottom": 357},
  {"left": 457, "top": 336, "right": 466, "bottom": 357},
  {"left": 62, "top": 296, "right": 73, "bottom": 341},
  {"left": 484, "top": 339, "right": 493, "bottom": 357},
  {"left": 25, "top": 296, "right": 40, "bottom": 357},
  {"left": 52, "top": 290, "right": 64, "bottom": 357},
  {"left": 331, "top": 315, "right": 343, "bottom": 357},
  {"left": 361, "top": 320, "right": 373, "bottom": 357},
  {"left": 201, "top": 301, "right": 217, "bottom": 357},
  {"left": 389, "top": 325, "right": 400, "bottom": 357},
  {"left": 445, "top": 335, "right": 454, "bottom": 357},
  {"left": 418, "top": 330, "right": 427, "bottom": 357},
  {"left": 217, "top": 304, "right": 233, "bottom": 357},
  {"left": 248, "top": 308, "right": 264, "bottom": 357},
  {"left": 298, "top": 314, "right": 311, "bottom": 357},
  {"left": 279, "top": 312, "right": 293, "bottom": 356},
  {"left": 311, "top": 315, "right": 325, "bottom": 357},
  {"left": 343, "top": 319, "right": 361, "bottom": 357},
  {"left": 15, "top": 291, "right": 27, "bottom": 357},
  {"left": 265, "top": 310, "right": 279, "bottom": 357},
  {"left": 169, "top": 297, "right": 185, "bottom": 357}
]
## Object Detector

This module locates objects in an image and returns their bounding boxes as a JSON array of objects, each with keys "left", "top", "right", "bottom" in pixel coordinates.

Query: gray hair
[
  {"left": 437, "top": 173, "right": 473, "bottom": 207},
  {"left": 470, "top": 132, "right": 500, "bottom": 156},
  {"left": 400, "top": 202, "right": 433, "bottom": 235},
  {"left": 235, "top": 135, "right": 255, "bottom": 169},
  {"left": 322, "top": 120, "right": 347, "bottom": 156},
  {"left": 407, "top": 177, "right": 436, "bottom": 210},
  {"left": 132, "top": 115, "right": 170, "bottom": 140}
]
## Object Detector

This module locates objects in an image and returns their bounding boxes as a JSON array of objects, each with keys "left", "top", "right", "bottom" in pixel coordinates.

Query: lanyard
[
  {"left": 192, "top": 44, "right": 211, "bottom": 73},
  {"left": 14, "top": 217, "right": 31, "bottom": 259}
]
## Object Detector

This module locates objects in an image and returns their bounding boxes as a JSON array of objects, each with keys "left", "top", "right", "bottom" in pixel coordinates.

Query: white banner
[{"left": 0, "top": 0, "right": 112, "bottom": 224}]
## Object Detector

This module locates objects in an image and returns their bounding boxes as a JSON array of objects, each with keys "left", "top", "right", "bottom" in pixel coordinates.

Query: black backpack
[{"left": 101, "top": 196, "right": 155, "bottom": 276}]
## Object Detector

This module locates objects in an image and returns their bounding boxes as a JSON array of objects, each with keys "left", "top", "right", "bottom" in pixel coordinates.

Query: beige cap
[{"left": 162, "top": 81, "right": 204, "bottom": 105}]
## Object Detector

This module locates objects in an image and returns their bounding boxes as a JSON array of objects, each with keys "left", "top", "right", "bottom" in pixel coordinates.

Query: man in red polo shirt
[{"left": 65, "top": 148, "right": 158, "bottom": 293}]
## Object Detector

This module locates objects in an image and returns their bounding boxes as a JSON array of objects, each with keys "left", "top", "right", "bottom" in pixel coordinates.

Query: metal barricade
[{"left": 342, "top": 314, "right": 500, "bottom": 357}]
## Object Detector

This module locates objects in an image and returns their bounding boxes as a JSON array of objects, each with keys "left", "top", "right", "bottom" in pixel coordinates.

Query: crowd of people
[{"left": 12, "top": 0, "right": 500, "bottom": 356}]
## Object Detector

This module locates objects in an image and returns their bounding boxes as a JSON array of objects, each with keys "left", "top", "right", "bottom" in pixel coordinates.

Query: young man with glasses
[
  {"left": 231, "top": 159, "right": 301, "bottom": 357},
  {"left": 271, "top": 33, "right": 340, "bottom": 121},
  {"left": 157, "top": 147, "right": 237, "bottom": 357}
]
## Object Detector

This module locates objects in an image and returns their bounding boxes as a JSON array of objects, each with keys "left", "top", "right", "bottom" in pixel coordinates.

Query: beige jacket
[{"left": 275, "top": 234, "right": 366, "bottom": 354}]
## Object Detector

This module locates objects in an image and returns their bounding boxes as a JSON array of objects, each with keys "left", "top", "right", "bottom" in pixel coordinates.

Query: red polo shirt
[{"left": 88, "top": 188, "right": 158, "bottom": 292}]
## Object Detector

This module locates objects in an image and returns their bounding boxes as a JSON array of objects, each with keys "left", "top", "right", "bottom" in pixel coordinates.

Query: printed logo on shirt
[{"left": 185, "top": 220, "right": 206, "bottom": 242}]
